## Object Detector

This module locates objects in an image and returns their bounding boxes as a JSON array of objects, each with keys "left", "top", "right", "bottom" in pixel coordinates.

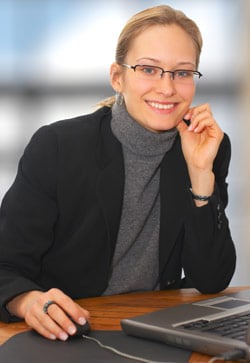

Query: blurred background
[{"left": 0, "top": 0, "right": 249, "bottom": 286}]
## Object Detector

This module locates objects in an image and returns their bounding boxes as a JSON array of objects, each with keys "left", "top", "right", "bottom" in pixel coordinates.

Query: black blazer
[{"left": 0, "top": 106, "right": 236, "bottom": 322}]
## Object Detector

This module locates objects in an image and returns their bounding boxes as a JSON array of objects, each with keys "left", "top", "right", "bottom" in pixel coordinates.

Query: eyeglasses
[{"left": 122, "top": 64, "right": 202, "bottom": 85}]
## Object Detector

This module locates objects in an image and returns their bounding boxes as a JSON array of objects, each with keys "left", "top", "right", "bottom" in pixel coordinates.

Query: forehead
[{"left": 127, "top": 24, "right": 196, "bottom": 66}]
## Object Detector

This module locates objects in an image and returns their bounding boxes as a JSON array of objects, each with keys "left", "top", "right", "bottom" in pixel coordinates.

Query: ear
[{"left": 110, "top": 62, "right": 123, "bottom": 93}]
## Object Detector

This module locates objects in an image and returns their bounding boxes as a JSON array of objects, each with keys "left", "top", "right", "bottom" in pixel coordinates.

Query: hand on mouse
[
  {"left": 67, "top": 316, "right": 91, "bottom": 338},
  {"left": 6, "top": 288, "right": 90, "bottom": 341}
]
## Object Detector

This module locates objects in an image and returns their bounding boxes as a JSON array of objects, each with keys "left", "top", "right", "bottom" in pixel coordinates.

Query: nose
[{"left": 155, "top": 73, "right": 176, "bottom": 96}]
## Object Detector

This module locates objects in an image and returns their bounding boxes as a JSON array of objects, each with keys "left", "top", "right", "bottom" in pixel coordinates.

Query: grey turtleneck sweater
[{"left": 103, "top": 103, "right": 177, "bottom": 295}]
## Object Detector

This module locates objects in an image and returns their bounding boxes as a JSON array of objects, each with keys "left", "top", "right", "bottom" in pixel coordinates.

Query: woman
[{"left": 0, "top": 5, "right": 236, "bottom": 341}]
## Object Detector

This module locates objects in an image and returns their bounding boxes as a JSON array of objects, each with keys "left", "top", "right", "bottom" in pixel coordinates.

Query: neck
[{"left": 111, "top": 102, "right": 178, "bottom": 157}]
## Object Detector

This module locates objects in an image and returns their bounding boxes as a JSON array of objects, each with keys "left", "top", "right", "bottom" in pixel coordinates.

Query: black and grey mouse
[{"left": 68, "top": 317, "right": 91, "bottom": 338}]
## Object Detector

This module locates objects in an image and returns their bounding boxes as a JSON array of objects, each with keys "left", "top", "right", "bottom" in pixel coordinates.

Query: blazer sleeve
[
  {"left": 182, "top": 133, "right": 236, "bottom": 293},
  {"left": 0, "top": 125, "right": 59, "bottom": 321}
]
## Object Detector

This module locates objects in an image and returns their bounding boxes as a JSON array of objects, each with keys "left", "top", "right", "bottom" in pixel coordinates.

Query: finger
[
  {"left": 25, "top": 289, "right": 90, "bottom": 340},
  {"left": 25, "top": 309, "right": 63, "bottom": 341},
  {"left": 43, "top": 288, "right": 90, "bottom": 322},
  {"left": 194, "top": 114, "right": 221, "bottom": 135},
  {"left": 193, "top": 117, "right": 215, "bottom": 133},
  {"left": 184, "top": 104, "right": 212, "bottom": 130},
  {"left": 31, "top": 320, "right": 58, "bottom": 340},
  {"left": 43, "top": 303, "right": 77, "bottom": 339},
  {"left": 45, "top": 302, "right": 90, "bottom": 338},
  {"left": 190, "top": 103, "right": 212, "bottom": 117},
  {"left": 26, "top": 300, "right": 69, "bottom": 341},
  {"left": 189, "top": 110, "right": 217, "bottom": 133}
]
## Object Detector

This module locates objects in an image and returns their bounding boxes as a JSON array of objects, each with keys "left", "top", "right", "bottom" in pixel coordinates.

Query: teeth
[{"left": 149, "top": 102, "right": 174, "bottom": 110}]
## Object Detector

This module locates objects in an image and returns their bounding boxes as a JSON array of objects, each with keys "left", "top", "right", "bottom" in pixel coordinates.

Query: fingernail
[
  {"left": 78, "top": 317, "right": 86, "bottom": 325},
  {"left": 49, "top": 334, "right": 57, "bottom": 340},
  {"left": 68, "top": 325, "right": 76, "bottom": 335},
  {"left": 59, "top": 332, "right": 69, "bottom": 341}
]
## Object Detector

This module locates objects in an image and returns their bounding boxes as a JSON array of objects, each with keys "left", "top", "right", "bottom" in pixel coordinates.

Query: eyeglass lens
[{"left": 134, "top": 65, "right": 201, "bottom": 84}]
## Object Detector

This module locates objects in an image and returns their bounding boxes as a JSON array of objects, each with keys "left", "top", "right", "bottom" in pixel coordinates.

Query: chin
[{"left": 152, "top": 123, "right": 176, "bottom": 133}]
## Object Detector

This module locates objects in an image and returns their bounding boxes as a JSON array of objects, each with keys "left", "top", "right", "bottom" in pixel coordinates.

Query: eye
[
  {"left": 138, "top": 65, "right": 158, "bottom": 76},
  {"left": 175, "top": 70, "right": 193, "bottom": 78}
]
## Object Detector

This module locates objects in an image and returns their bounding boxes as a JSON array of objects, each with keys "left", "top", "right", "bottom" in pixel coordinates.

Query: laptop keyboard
[{"left": 181, "top": 311, "right": 250, "bottom": 341}]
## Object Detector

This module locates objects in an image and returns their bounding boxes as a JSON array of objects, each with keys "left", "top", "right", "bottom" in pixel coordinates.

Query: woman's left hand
[
  {"left": 177, "top": 103, "right": 224, "bottom": 171},
  {"left": 176, "top": 103, "right": 224, "bottom": 205}
]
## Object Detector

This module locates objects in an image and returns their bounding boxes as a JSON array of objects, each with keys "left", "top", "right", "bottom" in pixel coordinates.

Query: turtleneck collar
[{"left": 111, "top": 102, "right": 178, "bottom": 157}]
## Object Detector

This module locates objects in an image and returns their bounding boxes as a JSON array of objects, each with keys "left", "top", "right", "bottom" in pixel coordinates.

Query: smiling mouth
[{"left": 148, "top": 102, "right": 175, "bottom": 110}]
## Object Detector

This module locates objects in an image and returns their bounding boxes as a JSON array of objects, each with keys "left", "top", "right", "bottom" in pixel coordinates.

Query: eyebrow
[{"left": 135, "top": 57, "right": 196, "bottom": 68}]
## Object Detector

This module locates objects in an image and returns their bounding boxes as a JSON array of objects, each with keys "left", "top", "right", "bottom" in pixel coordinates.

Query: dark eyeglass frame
[{"left": 122, "top": 63, "right": 203, "bottom": 81}]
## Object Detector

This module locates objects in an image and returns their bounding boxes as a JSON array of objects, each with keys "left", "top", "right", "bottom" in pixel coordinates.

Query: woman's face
[{"left": 110, "top": 24, "right": 198, "bottom": 133}]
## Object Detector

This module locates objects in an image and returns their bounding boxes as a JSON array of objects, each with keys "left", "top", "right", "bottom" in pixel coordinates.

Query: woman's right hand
[{"left": 6, "top": 288, "right": 90, "bottom": 341}]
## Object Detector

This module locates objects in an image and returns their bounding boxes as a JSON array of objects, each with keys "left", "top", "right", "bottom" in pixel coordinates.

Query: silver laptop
[{"left": 121, "top": 289, "right": 250, "bottom": 361}]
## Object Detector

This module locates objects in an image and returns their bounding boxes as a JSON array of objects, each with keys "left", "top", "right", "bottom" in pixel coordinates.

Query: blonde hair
[{"left": 99, "top": 5, "right": 203, "bottom": 108}]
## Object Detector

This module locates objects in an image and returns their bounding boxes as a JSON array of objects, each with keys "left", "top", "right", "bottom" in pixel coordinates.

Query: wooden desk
[{"left": 0, "top": 286, "right": 248, "bottom": 362}]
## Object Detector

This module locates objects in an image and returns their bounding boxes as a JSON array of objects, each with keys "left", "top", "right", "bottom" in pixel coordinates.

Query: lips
[{"left": 147, "top": 101, "right": 175, "bottom": 110}]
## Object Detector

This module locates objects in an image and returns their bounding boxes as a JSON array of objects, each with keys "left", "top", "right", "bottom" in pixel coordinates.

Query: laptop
[{"left": 121, "top": 289, "right": 250, "bottom": 361}]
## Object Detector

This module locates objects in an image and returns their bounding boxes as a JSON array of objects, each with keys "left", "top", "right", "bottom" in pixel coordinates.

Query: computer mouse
[
  {"left": 74, "top": 320, "right": 91, "bottom": 337},
  {"left": 68, "top": 317, "right": 91, "bottom": 338}
]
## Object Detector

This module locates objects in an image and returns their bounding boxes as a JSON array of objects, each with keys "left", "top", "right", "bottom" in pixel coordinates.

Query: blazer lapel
[
  {"left": 95, "top": 114, "right": 124, "bottom": 253},
  {"left": 159, "top": 136, "right": 191, "bottom": 273}
]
